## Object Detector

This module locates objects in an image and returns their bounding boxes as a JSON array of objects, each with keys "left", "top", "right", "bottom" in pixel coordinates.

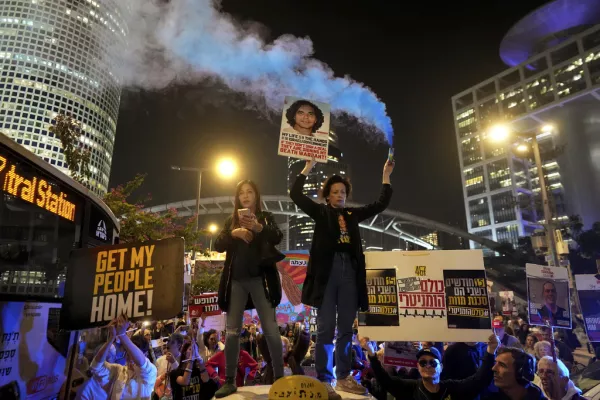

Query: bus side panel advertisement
[{"left": 0, "top": 302, "right": 70, "bottom": 400}]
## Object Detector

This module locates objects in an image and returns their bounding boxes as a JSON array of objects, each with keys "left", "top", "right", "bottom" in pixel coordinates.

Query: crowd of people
[{"left": 65, "top": 157, "right": 595, "bottom": 400}]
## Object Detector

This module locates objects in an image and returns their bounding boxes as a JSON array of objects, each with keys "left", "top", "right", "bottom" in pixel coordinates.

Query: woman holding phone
[
  {"left": 290, "top": 158, "right": 394, "bottom": 400},
  {"left": 170, "top": 341, "right": 218, "bottom": 400},
  {"left": 213, "top": 179, "right": 285, "bottom": 398}
]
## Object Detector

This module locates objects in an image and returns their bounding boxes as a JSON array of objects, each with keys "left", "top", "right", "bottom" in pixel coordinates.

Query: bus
[{"left": 0, "top": 132, "right": 119, "bottom": 399}]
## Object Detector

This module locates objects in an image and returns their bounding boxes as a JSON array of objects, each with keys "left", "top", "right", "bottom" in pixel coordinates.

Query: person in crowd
[
  {"left": 538, "top": 327, "right": 574, "bottom": 367},
  {"left": 154, "top": 332, "right": 184, "bottom": 399},
  {"left": 196, "top": 324, "right": 224, "bottom": 361},
  {"left": 290, "top": 158, "right": 394, "bottom": 400},
  {"left": 494, "top": 317, "right": 522, "bottom": 349},
  {"left": 525, "top": 334, "right": 539, "bottom": 357},
  {"left": 283, "top": 99, "right": 326, "bottom": 137},
  {"left": 240, "top": 324, "right": 259, "bottom": 360},
  {"left": 519, "top": 323, "right": 531, "bottom": 346},
  {"left": 534, "top": 341, "right": 555, "bottom": 361},
  {"left": 534, "top": 282, "right": 569, "bottom": 327},
  {"left": 207, "top": 349, "right": 259, "bottom": 389},
  {"left": 151, "top": 322, "right": 169, "bottom": 340},
  {"left": 366, "top": 334, "right": 499, "bottom": 400},
  {"left": 213, "top": 179, "right": 285, "bottom": 397},
  {"left": 76, "top": 315, "right": 157, "bottom": 400},
  {"left": 170, "top": 341, "right": 218, "bottom": 400},
  {"left": 535, "top": 356, "right": 583, "bottom": 400},
  {"left": 483, "top": 347, "right": 545, "bottom": 400},
  {"left": 441, "top": 341, "right": 487, "bottom": 381}
]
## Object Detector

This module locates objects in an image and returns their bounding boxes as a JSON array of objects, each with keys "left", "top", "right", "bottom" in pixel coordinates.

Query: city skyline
[{"left": 0, "top": 0, "right": 128, "bottom": 195}]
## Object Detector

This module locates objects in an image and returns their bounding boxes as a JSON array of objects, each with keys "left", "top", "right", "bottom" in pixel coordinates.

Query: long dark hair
[
  {"left": 178, "top": 342, "right": 192, "bottom": 370},
  {"left": 285, "top": 100, "right": 325, "bottom": 133},
  {"left": 230, "top": 180, "right": 262, "bottom": 229}
]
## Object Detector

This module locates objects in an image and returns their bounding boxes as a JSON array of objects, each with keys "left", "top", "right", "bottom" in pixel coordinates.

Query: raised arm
[
  {"left": 366, "top": 344, "right": 416, "bottom": 398},
  {"left": 352, "top": 158, "right": 394, "bottom": 222},
  {"left": 289, "top": 160, "right": 322, "bottom": 219}
]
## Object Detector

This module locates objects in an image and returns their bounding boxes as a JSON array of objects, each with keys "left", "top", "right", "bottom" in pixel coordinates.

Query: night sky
[{"left": 110, "top": 0, "right": 550, "bottom": 230}]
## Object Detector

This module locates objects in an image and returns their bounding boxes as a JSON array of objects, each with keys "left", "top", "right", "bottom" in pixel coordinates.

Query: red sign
[{"left": 189, "top": 292, "right": 221, "bottom": 318}]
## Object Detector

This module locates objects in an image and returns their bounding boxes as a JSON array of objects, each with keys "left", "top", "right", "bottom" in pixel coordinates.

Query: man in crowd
[
  {"left": 367, "top": 334, "right": 499, "bottom": 399},
  {"left": 494, "top": 317, "right": 521, "bottom": 348},
  {"left": 155, "top": 333, "right": 183, "bottom": 377},
  {"left": 485, "top": 347, "right": 545, "bottom": 399},
  {"left": 538, "top": 327, "right": 574, "bottom": 368},
  {"left": 536, "top": 356, "right": 584, "bottom": 400},
  {"left": 536, "top": 282, "right": 569, "bottom": 327}
]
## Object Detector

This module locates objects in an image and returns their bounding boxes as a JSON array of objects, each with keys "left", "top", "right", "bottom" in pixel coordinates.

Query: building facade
[
  {"left": 0, "top": 0, "right": 128, "bottom": 195},
  {"left": 452, "top": 2, "right": 600, "bottom": 251},
  {"left": 286, "top": 131, "right": 349, "bottom": 250}
]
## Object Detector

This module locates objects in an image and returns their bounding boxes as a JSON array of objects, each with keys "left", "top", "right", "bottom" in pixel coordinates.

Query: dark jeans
[
  {"left": 224, "top": 278, "right": 283, "bottom": 380},
  {"left": 315, "top": 252, "right": 358, "bottom": 382}
]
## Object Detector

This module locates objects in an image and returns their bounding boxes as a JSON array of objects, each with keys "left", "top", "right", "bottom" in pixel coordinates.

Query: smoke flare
[{"left": 117, "top": 0, "right": 393, "bottom": 143}]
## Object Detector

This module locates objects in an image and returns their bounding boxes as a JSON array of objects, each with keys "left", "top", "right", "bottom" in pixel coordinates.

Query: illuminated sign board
[{"left": 0, "top": 154, "right": 77, "bottom": 221}]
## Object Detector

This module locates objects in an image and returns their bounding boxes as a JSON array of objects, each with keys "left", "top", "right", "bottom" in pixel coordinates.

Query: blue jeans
[
  {"left": 315, "top": 253, "right": 358, "bottom": 382},
  {"left": 224, "top": 278, "right": 283, "bottom": 379}
]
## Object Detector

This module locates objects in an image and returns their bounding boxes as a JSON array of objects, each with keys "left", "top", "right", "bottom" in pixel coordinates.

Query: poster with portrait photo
[
  {"left": 575, "top": 275, "right": 600, "bottom": 342},
  {"left": 278, "top": 96, "right": 331, "bottom": 163},
  {"left": 526, "top": 263, "right": 571, "bottom": 329}
]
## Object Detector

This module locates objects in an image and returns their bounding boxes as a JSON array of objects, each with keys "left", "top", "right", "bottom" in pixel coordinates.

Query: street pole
[
  {"left": 531, "top": 136, "right": 560, "bottom": 268},
  {"left": 196, "top": 170, "right": 202, "bottom": 232}
]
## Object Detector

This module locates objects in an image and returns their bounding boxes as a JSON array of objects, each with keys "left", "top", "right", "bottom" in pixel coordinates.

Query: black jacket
[
  {"left": 289, "top": 174, "right": 392, "bottom": 311},
  {"left": 369, "top": 352, "right": 496, "bottom": 400},
  {"left": 214, "top": 211, "right": 283, "bottom": 312},
  {"left": 482, "top": 384, "right": 547, "bottom": 400}
]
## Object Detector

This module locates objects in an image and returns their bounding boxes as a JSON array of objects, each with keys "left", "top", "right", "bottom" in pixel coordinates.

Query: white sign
[
  {"left": 358, "top": 250, "right": 492, "bottom": 342},
  {"left": 526, "top": 263, "right": 571, "bottom": 328}
]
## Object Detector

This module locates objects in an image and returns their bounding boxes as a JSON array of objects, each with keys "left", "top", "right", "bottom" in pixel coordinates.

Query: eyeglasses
[{"left": 418, "top": 359, "right": 439, "bottom": 368}]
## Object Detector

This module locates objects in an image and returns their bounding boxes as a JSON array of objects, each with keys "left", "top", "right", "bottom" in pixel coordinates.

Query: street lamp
[
  {"left": 208, "top": 223, "right": 218, "bottom": 254},
  {"left": 488, "top": 124, "right": 559, "bottom": 267},
  {"left": 171, "top": 158, "right": 238, "bottom": 232}
]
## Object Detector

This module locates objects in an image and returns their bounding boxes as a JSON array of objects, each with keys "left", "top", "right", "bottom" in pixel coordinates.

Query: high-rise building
[
  {"left": 287, "top": 131, "right": 349, "bottom": 250},
  {"left": 0, "top": 0, "right": 128, "bottom": 195},
  {"left": 452, "top": 0, "right": 600, "bottom": 252}
]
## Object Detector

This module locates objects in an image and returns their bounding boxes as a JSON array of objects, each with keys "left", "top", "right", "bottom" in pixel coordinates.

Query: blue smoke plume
[{"left": 119, "top": 0, "right": 393, "bottom": 144}]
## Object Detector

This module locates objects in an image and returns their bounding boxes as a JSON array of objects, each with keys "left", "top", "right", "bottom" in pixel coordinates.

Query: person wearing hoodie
[
  {"left": 535, "top": 356, "right": 584, "bottom": 400},
  {"left": 367, "top": 334, "right": 499, "bottom": 400},
  {"left": 484, "top": 347, "right": 546, "bottom": 400}
]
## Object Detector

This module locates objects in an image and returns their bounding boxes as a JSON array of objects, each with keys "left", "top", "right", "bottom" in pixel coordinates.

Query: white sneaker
[
  {"left": 335, "top": 375, "right": 368, "bottom": 395},
  {"left": 323, "top": 382, "right": 342, "bottom": 400}
]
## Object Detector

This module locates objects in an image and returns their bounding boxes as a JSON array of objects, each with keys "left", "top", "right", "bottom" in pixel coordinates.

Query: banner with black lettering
[
  {"left": 443, "top": 270, "right": 491, "bottom": 330},
  {"left": 61, "top": 237, "right": 185, "bottom": 330},
  {"left": 358, "top": 269, "right": 399, "bottom": 327}
]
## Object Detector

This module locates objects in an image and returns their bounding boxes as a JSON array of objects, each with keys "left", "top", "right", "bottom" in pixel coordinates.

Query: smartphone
[
  {"left": 388, "top": 148, "right": 394, "bottom": 163},
  {"left": 238, "top": 208, "right": 250, "bottom": 217},
  {"left": 151, "top": 338, "right": 165, "bottom": 348}
]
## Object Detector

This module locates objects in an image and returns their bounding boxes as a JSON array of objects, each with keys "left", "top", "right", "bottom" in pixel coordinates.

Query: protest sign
[
  {"left": 444, "top": 270, "right": 490, "bottom": 329},
  {"left": 189, "top": 292, "right": 225, "bottom": 332},
  {"left": 61, "top": 237, "right": 185, "bottom": 330},
  {"left": 383, "top": 342, "right": 418, "bottom": 368},
  {"left": 575, "top": 274, "right": 600, "bottom": 342},
  {"left": 526, "top": 263, "right": 571, "bottom": 328},
  {"left": 358, "top": 250, "right": 492, "bottom": 342},
  {"left": 499, "top": 291, "right": 517, "bottom": 316},
  {"left": 358, "top": 269, "right": 399, "bottom": 327},
  {"left": 278, "top": 96, "right": 330, "bottom": 163}
]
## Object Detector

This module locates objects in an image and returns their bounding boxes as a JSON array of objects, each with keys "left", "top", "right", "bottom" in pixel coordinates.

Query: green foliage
[
  {"left": 103, "top": 173, "right": 205, "bottom": 251},
  {"left": 564, "top": 215, "right": 600, "bottom": 259},
  {"left": 191, "top": 263, "right": 222, "bottom": 294},
  {"left": 49, "top": 114, "right": 91, "bottom": 184}
]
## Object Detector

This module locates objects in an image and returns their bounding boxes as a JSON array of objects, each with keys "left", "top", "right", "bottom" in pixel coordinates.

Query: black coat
[
  {"left": 213, "top": 211, "right": 283, "bottom": 312},
  {"left": 289, "top": 174, "right": 393, "bottom": 311}
]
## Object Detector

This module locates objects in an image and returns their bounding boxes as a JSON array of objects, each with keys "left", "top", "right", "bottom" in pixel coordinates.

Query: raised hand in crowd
[{"left": 487, "top": 333, "right": 500, "bottom": 355}]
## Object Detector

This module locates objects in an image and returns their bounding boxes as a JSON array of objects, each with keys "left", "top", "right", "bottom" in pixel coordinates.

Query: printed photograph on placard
[
  {"left": 443, "top": 270, "right": 491, "bottom": 330},
  {"left": 278, "top": 96, "right": 330, "bottom": 163},
  {"left": 575, "top": 274, "right": 600, "bottom": 342},
  {"left": 526, "top": 263, "right": 571, "bottom": 328},
  {"left": 499, "top": 291, "right": 517, "bottom": 316},
  {"left": 358, "top": 269, "right": 399, "bottom": 327}
]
